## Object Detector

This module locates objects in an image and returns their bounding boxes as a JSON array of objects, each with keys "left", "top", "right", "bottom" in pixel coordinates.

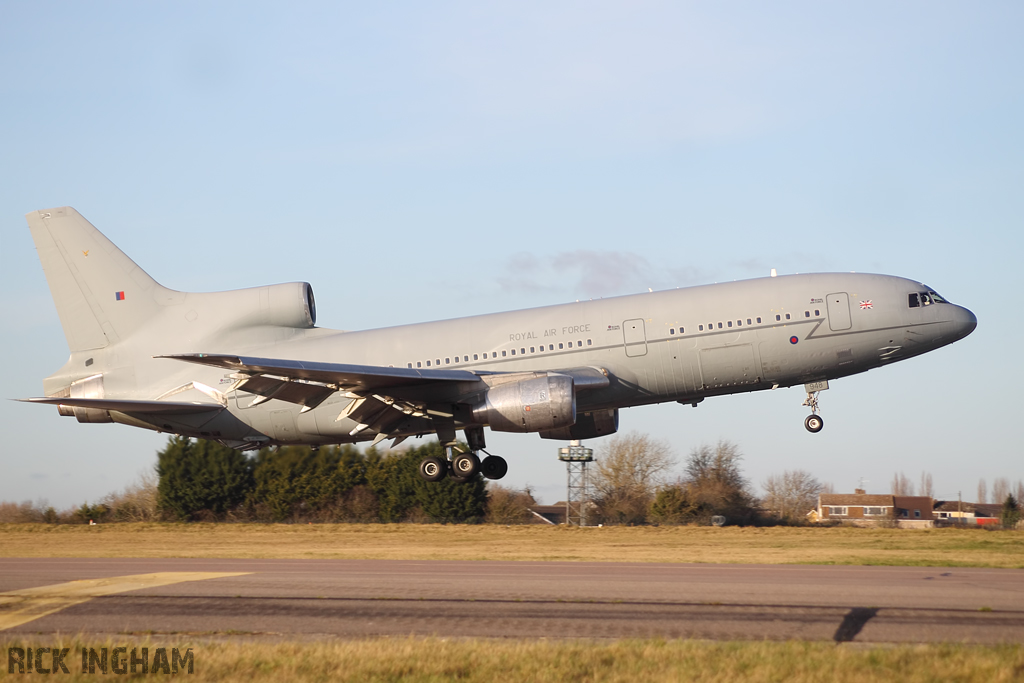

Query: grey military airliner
[{"left": 22, "top": 207, "right": 977, "bottom": 482}]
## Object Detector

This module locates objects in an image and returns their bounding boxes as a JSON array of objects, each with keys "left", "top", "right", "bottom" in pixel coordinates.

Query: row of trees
[
  {"left": 587, "top": 434, "right": 817, "bottom": 526},
  {"left": 5, "top": 432, "right": 1019, "bottom": 528},
  {"left": 157, "top": 437, "right": 488, "bottom": 523}
]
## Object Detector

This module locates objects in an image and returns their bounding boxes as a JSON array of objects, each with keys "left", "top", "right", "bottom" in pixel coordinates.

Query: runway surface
[{"left": 1, "top": 558, "right": 1022, "bottom": 643}]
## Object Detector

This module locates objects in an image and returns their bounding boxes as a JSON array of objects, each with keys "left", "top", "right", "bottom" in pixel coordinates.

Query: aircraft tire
[
  {"left": 804, "top": 415, "right": 824, "bottom": 433},
  {"left": 480, "top": 455, "right": 508, "bottom": 480},
  {"left": 419, "top": 456, "right": 448, "bottom": 482},
  {"left": 451, "top": 452, "right": 480, "bottom": 478}
]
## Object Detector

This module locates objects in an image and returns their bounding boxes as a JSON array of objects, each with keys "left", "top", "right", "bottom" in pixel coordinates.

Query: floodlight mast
[{"left": 558, "top": 440, "right": 594, "bottom": 527}]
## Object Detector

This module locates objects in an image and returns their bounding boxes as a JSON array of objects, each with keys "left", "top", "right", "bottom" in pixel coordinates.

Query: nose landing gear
[{"left": 802, "top": 381, "right": 828, "bottom": 433}]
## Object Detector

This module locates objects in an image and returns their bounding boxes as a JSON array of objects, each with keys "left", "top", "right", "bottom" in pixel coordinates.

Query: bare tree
[
  {"left": 592, "top": 432, "right": 675, "bottom": 525},
  {"left": 1016, "top": 481, "right": 1024, "bottom": 505},
  {"left": 891, "top": 472, "right": 915, "bottom": 496},
  {"left": 992, "top": 477, "right": 1010, "bottom": 506},
  {"left": 977, "top": 479, "right": 988, "bottom": 505},
  {"left": 762, "top": 470, "right": 823, "bottom": 521},
  {"left": 820, "top": 482, "right": 835, "bottom": 494},
  {"left": 919, "top": 471, "right": 934, "bottom": 499},
  {"left": 485, "top": 484, "right": 537, "bottom": 524},
  {"left": 681, "top": 440, "right": 755, "bottom": 523}
]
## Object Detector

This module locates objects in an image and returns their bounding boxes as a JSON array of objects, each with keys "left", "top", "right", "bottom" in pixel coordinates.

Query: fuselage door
[
  {"left": 623, "top": 318, "right": 648, "bottom": 357},
  {"left": 826, "top": 292, "right": 852, "bottom": 331}
]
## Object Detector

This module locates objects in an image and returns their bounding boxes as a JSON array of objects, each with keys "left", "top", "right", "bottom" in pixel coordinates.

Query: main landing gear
[
  {"left": 417, "top": 425, "right": 508, "bottom": 483},
  {"left": 416, "top": 448, "right": 508, "bottom": 483},
  {"left": 802, "top": 381, "right": 828, "bottom": 433}
]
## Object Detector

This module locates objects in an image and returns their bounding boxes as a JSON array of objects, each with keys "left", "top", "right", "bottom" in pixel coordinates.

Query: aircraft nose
[{"left": 952, "top": 306, "right": 977, "bottom": 341}]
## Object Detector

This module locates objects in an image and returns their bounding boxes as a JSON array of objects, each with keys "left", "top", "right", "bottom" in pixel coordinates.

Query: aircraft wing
[{"left": 160, "top": 354, "right": 611, "bottom": 442}]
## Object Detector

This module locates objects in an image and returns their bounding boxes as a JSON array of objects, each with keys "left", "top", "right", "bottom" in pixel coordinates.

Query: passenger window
[
  {"left": 757, "top": 317, "right": 762, "bottom": 323},
  {"left": 577, "top": 340, "right": 582, "bottom": 347},
  {"left": 530, "top": 347, "right": 535, "bottom": 353},
  {"left": 436, "top": 359, "right": 441, "bottom": 365},
  {"left": 785, "top": 313, "right": 791, "bottom": 320},
  {"left": 417, "top": 361, "right": 422, "bottom": 368},
  {"left": 587, "top": 339, "right": 593, "bottom": 345},
  {"left": 815, "top": 310, "right": 820, "bottom": 316},
  {"left": 805, "top": 311, "right": 810, "bottom": 318},
  {"left": 559, "top": 343, "right": 564, "bottom": 349},
  {"left": 502, "top": 351, "right": 507, "bottom": 357},
  {"left": 568, "top": 341, "right": 573, "bottom": 348},
  {"left": 426, "top": 360, "right": 431, "bottom": 366},
  {"left": 737, "top": 320, "right": 741, "bottom": 326},
  {"left": 718, "top": 322, "right": 723, "bottom": 329},
  {"left": 699, "top": 324, "right": 704, "bottom": 331},
  {"left": 670, "top": 328, "right": 675, "bottom": 335},
  {"left": 511, "top": 349, "right": 516, "bottom": 356},
  {"left": 727, "top": 321, "right": 732, "bottom": 328},
  {"left": 407, "top": 363, "right": 412, "bottom": 368},
  {"left": 473, "top": 354, "right": 479, "bottom": 360},
  {"left": 549, "top": 344, "right": 554, "bottom": 350},
  {"left": 521, "top": 348, "right": 525, "bottom": 354},
  {"left": 776, "top": 315, "right": 781, "bottom": 321},
  {"left": 909, "top": 293, "right": 920, "bottom": 308}
]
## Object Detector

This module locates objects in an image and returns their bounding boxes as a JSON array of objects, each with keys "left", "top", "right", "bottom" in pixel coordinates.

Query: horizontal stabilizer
[{"left": 19, "top": 397, "right": 224, "bottom": 415}]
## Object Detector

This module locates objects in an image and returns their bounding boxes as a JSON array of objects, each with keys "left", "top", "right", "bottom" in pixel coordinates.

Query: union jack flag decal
[{"left": 859, "top": 300, "right": 873, "bottom": 309}]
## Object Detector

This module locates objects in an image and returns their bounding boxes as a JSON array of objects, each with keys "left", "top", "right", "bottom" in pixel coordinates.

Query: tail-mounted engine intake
[{"left": 471, "top": 373, "right": 576, "bottom": 433}]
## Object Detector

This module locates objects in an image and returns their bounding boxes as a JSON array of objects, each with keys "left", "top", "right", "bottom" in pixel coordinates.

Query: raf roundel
[{"left": 789, "top": 336, "right": 799, "bottom": 344}]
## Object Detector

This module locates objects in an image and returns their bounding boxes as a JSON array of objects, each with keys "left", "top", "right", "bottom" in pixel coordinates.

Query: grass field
[
  {"left": 1, "top": 637, "right": 1022, "bottom": 682},
  {"left": 1, "top": 523, "right": 1022, "bottom": 567}
]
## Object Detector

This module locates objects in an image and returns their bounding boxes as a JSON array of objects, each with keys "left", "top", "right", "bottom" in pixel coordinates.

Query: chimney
[{"left": 854, "top": 488, "right": 866, "bottom": 495}]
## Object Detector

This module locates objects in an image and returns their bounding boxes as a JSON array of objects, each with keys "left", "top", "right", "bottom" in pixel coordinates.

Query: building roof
[
  {"left": 820, "top": 494, "right": 894, "bottom": 506},
  {"left": 933, "top": 501, "right": 1002, "bottom": 517}
]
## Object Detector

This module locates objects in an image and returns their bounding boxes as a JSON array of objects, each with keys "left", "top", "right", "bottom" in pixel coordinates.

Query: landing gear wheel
[
  {"left": 804, "top": 414, "right": 824, "bottom": 433},
  {"left": 451, "top": 452, "right": 480, "bottom": 478},
  {"left": 418, "top": 456, "right": 448, "bottom": 482},
  {"left": 480, "top": 455, "right": 508, "bottom": 480}
]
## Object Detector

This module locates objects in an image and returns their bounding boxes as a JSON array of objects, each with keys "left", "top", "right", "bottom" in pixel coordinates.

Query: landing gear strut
[{"left": 802, "top": 382, "right": 826, "bottom": 433}]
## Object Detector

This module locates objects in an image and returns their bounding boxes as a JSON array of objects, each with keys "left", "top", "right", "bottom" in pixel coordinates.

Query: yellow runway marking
[{"left": 0, "top": 572, "right": 250, "bottom": 631}]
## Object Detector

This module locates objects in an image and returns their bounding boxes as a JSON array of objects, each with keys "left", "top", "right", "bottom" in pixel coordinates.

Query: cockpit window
[{"left": 911, "top": 289, "right": 950, "bottom": 307}]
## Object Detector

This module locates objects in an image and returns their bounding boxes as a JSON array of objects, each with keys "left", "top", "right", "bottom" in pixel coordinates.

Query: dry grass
[
  {"left": 0, "top": 523, "right": 1022, "bottom": 567},
  {"left": 1, "top": 637, "right": 1022, "bottom": 682}
]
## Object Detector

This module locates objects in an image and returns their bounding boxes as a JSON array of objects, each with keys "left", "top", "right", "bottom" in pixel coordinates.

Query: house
[
  {"left": 932, "top": 501, "right": 1002, "bottom": 525},
  {"left": 817, "top": 490, "right": 935, "bottom": 527}
]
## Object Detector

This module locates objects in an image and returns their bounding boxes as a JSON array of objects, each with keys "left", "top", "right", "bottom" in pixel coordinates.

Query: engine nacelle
[
  {"left": 540, "top": 408, "right": 618, "bottom": 440},
  {"left": 472, "top": 374, "right": 576, "bottom": 433}
]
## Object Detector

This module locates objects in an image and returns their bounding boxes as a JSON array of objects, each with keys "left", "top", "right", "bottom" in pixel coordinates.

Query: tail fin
[{"left": 26, "top": 207, "right": 180, "bottom": 352}]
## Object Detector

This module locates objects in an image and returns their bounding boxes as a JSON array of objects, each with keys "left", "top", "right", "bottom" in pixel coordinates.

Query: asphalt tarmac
[{"left": 1, "top": 558, "right": 1022, "bottom": 643}]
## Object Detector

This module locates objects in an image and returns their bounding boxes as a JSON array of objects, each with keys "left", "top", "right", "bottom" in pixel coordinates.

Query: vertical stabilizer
[{"left": 26, "top": 207, "right": 179, "bottom": 352}]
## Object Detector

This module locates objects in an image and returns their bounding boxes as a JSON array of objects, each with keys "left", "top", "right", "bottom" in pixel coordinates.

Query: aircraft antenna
[
  {"left": 558, "top": 440, "right": 594, "bottom": 526},
  {"left": 770, "top": 269, "right": 778, "bottom": 277}
]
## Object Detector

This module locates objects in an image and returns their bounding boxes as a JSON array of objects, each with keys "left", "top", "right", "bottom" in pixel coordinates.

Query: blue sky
[{"left": 2, "top": 2, "right": 1021, "bottom": 509}]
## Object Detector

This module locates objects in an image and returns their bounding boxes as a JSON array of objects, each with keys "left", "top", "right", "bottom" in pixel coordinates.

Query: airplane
[{"left": 20, "top": 207, "right": 977, "bottom": 483}]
